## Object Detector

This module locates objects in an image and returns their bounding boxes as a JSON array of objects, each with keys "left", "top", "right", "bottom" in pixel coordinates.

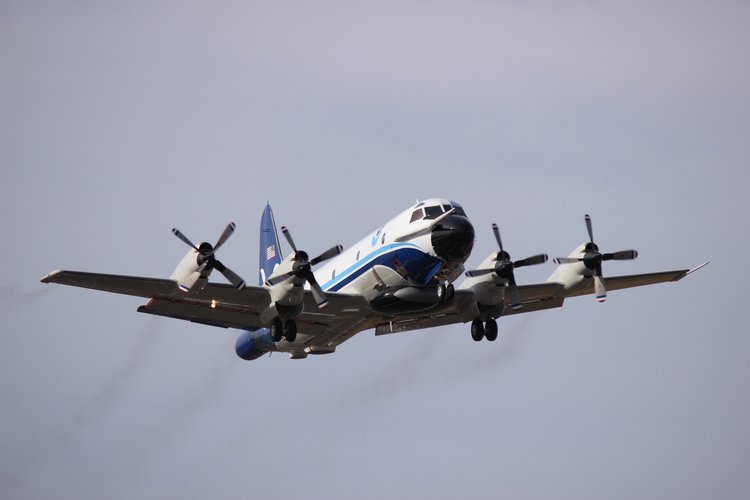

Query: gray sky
[{"left": 2, "top": 1, "right": 748, "bottom": 499}]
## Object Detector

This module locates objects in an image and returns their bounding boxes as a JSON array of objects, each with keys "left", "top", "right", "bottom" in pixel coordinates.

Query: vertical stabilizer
[{"left": 259, "top": 203, "right": 283, "bottom": 285}]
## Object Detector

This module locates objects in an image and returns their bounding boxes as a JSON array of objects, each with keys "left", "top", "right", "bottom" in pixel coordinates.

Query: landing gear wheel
[
  {"left": 271, "top": 318, "right": 284, "bottom": 342},
  {"left": 437, "top": 282, "right": 455, "bottom": 303},
  {"left": 285, "top": 319, "right": 297, "bottom": 343},
  {"left": 484, "top": 319, "right": 498, "bottom": 341},
  {"left": 471, "top": 319, "right": 485, "bottom": 341}
]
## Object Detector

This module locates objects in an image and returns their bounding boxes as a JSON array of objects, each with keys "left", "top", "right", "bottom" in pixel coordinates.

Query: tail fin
[{"left": 259, "top": 203, "right": 283, "bottom": 285}]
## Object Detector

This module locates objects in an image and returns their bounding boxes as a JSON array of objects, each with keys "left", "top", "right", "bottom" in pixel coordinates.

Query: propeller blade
[
  {"left": 554, "top": 257, "right": 581, "bottom": 264},
  {"left": 281, "top": 226, "right": 298, "bottom": 253},
  {"left": 266, "top": 271, "right": 296, "bottom": 286},
  {"left": 585, "top": 214, "right": 594, "bottom": 243},
  {"left": 594, "top": 275, "right": 607, "bottom": 302},
  {"left": 508, "top": 284, "right": 522, "bottom": 310},
  {"left": 603, "top": 250, "right": 639, "bottom": 261},
  {"left": 303, "top": 271, "right": 328, "bottom": 308},
  {"left": 172, "top": 228, "right": 199, "bottom": 251},
  {"left": 213, "top": 222, "right": 236, "bottom": 252},
  {"left": 215, "top": 262, "right": 246, "bottom": 289},
  {"left": 505, "top": 270, "right": 522, "bottom": 310},
  {"left": 464, "top": 268, "right": 496, "bottom": 278},
  {"left": 491, "top": 223, "right": 504, "bottom": 253},
  {"left": 310, "top": 282, "right": 328, "bottom": 308},
  {"left": 310, "top": 245, "right": 344, "bottom": 266},
  {"left": 514, "top": 254, "right": 548, "bottom": 268}
]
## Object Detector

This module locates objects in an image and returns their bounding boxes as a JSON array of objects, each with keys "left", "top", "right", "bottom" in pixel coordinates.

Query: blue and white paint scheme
[{"left": 41, "top": 199, "right": 708, "bottom": 361}]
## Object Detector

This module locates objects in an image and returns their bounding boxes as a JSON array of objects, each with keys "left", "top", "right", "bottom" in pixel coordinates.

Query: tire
[
  {"left": 446, "top": 284, "right": 455, "bottom": 301},
  {"left": 471, "top": 319, "right": 484, "bottom": 341},
  {"left": 271, "top": 318, "right": 284, "bottom": 342},
  {"left": 484, "top": 319, "right": 498, "bottom": 342},
  {"left": 285, "top": 319, "right": 297, "bottom": 343}
]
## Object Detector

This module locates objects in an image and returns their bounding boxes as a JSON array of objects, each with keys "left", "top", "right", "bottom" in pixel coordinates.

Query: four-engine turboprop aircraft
[{"left": 41, "top": 199, "right": 708, "bottom": 360}]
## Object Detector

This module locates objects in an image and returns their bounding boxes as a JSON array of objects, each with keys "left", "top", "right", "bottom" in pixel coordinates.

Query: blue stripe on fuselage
[{"left": 321, "top": 243, "right": 442, "bottom": 292}]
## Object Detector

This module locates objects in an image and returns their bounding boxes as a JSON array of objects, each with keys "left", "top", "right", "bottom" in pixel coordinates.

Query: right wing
[
  {"left": 41, "top": 270, "right": 181, "bottom": 298},
  {"left": 43, "top": 269, "right": 371, "bottom": 347}
]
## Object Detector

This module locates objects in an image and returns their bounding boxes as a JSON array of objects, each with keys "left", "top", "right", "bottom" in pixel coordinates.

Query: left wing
[
  {"left": 374, "top": 282, "right": 565, "bottom": 335},
  {"left": 558, "top": 265, "right": 708, "bottom": 298},
  {"left": 372, "top": 264, "right": 707, "bottom": 336}
]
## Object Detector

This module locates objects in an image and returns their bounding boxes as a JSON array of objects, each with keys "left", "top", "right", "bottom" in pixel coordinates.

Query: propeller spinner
[
  {"left": 553, "top": 214, "right": 638, "bottom": 302},
  {"left": 265, "top": 226, "right": 343, "bottom": 308},
  {"left": 172, "top": 222, "right": 246, "bottom": 289},
  {"left": 465, "top": 223, "right": 548, "bottom": 310}
]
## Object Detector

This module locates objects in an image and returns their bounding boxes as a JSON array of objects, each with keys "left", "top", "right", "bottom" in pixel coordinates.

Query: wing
[
  {"left": 559, "top": 264, "right": 708, "bottom": 298},
  {"left": 41, "top": 269, "right": 371, "bottom": 346},
  {"left": 373, "top": 282, "right": 565, "bottom": 335},
  {"left": 42, "top": 270, "right": 181, "bottom": 298},
  {"left": 137, "top": 287, "right": 371, "bottom": 348},
  {"left": 372, "top": 263, "right": 708, "bottom": 335}
]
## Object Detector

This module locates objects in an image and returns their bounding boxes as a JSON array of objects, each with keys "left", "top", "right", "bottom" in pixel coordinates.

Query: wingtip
[
  {"left": 40, "top": 270, "right": 64, "bottom": 283},
  {"left": 677, "top": 261, "right": 710, "bottom": 281}
]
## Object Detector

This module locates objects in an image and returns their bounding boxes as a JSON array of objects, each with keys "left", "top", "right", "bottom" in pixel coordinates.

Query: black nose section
[{"left": 431, "top": 215, "right": 475, "bottom": 261}]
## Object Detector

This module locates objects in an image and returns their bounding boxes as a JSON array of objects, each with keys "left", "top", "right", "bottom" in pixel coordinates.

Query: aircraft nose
[{"left": 431, "top": 215, "right": 475, "bottom": 261}]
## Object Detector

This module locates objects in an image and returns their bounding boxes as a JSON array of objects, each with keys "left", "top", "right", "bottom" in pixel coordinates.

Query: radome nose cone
[{"left": 431, "top": 215, "right": 475, "bottom": 261}]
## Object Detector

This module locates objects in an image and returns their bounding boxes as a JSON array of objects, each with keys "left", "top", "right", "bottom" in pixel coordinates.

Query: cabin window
[
  {"left": 332, "top": 270, "right": 336, "bottom": 279},
  {"left": 356, "top": 250, "right": 360, "bottom": 261},
  {"left": 381, "top": 233, "right": 386, "bottom": 244}
]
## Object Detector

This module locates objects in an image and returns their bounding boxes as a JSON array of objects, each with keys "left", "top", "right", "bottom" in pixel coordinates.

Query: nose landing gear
[
  {"left": 470, "top": 318, "right": 498, "bottom": 342},
  {"left": 437, "top": 282, "right": 455, "bottom": 303}
]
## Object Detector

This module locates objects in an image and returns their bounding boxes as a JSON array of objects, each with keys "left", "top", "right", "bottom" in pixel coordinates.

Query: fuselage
[
  {"left": 315, "top": 198, "right": 475, "bottom": 297},
  {"left": 236, "top": 198, "right": 476, "bottom": 360}
]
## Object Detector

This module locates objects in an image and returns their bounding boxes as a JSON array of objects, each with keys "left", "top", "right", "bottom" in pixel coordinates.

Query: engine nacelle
[
  {"left": 547, "top": 244, "right": 589, "bottom": 292},
  {"left": 170, "top": 249, "right": 207, "bottom": 292},
  {"left": 235, "top": 329, "right": 276, "bottom": 361}
]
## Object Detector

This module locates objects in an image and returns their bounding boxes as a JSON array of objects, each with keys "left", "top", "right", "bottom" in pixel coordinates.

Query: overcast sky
[{"left": 2, "top": 1, "right": 748, "bottom": 499}]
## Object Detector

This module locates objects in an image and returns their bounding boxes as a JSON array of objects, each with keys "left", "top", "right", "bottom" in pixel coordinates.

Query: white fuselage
[{"left": 314, "top": 198, "right": 471, "bottom": 297}]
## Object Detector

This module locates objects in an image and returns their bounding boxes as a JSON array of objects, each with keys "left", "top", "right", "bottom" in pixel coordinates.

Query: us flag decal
[{"left": 266, "top": 245, "right": 276, "bottom": 260}]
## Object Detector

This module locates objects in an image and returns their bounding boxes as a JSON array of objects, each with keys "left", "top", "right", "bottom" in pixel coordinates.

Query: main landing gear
[
  {"left": 271, "top": 318, "right": 297, "bottom": 343},
  {"left": 471, "top": 318, "right": 498, "bottom": 342}
]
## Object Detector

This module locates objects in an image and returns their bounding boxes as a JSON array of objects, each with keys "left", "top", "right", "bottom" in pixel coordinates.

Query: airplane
[{"left": 41, "top": 199, "right": 708, "bottom": 360}]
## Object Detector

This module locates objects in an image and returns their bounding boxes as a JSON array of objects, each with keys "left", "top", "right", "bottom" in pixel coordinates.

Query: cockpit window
[
  {"left": 448, "top": 202, "right": 467, "bottom": 217},
  {"left": 410, "top": 209, "right": 424, "bottom": 223},
  {"left": 423, "top": 205, "right": 444, "bottom": 219}
]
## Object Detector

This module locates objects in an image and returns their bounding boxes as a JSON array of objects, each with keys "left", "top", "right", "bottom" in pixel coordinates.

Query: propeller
[
  {"left": 553, "top": 214, "right": 638, "bottom": 302},
  {"left": 172, "top": 222, "right": 246, "bottom": 289},
  {"left": 464, "top": 223, "right": 548, "bottom": 310},
  {"left": 265, "top": 226, "right": 343, "bottom": 308}
]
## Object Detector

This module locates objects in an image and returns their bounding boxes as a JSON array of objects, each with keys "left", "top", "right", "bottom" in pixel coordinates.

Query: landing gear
[
  {"left": 271, "top": 318, "right": 298, "bottom": 343},
  {"left": 437, "top": 282, "right": 455, "bottom": 303},
  {"left": 285, "top": 319, "right": 297, "bottom": 343},
  {"left": 271, "top": 318, "right": 284, "bottom": 342},
  {"left": 471, "top": 319, "right": 484, "bottom": 341},
  {"left": 484, "top": 318, "right": 498, "bottom": 342},
  {"left": 470, "top": 318, "right": 499, "bottom": 342}
]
